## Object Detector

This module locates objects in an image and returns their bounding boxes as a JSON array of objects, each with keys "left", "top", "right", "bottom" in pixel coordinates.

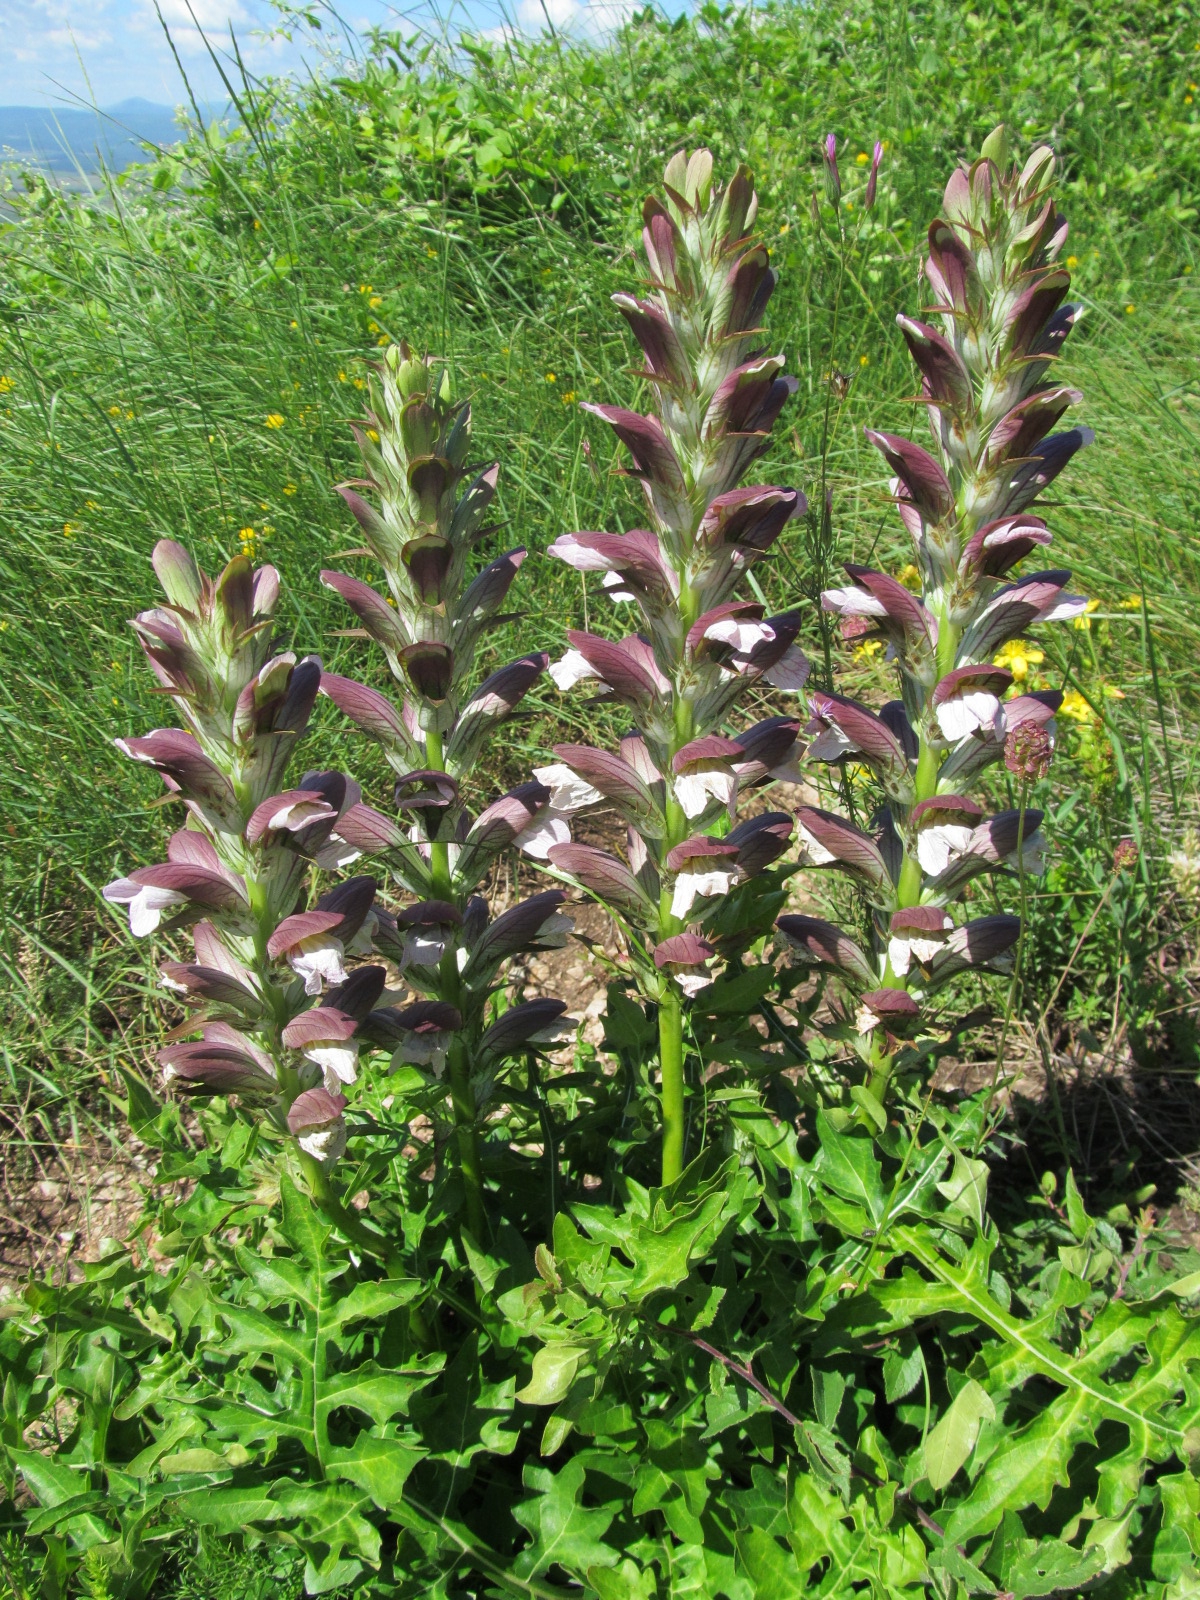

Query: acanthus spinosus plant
[
  {"left": 102, "top": 544, "right": 387, "bottom": 1229},
  {"left": 779, "top": 125, "right": 1088, "bottom": 1108},
  {"left": 319, "top": 343, "right": 574, "bottom": 1241},
  {"left": 541, "top": 148, "right": 810, "bottom": 1183}
]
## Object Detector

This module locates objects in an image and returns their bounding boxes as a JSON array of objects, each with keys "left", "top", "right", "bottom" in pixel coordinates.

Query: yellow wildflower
[
  {"left": 353, "top": 377, "right": 365, "bottom": 390},
  {"left": 426, "top": 245, "right": 437, "bottom": 258},
  {"left": 290, "top": 319, "right": 298, "bottom": 329},
  {"left": 265, "top": 413, "right": 286, "bottom": 429},
  {"left": 377, "top": 335, "right": 388, "bottom": 346},
  {"left": 898, "top": 563, "right": 920, "bottom": 591},
  {"left": 855, "top": 151, "right": 869, "bottom": 165},
  {"left": 239, "top": 526, "right": 256, "bottom": 539},
  {"left": 501, "top": 346, "right": 510, "bottom": 355},
  {"left": 85, "top": 500, "right": 100, "bottom": 511},
  {"left": 338, "top": 371, "right": 348, "bottom": 383},
  {"left": 993, "top": 639, "right": 1044, "bottom": 681},
  {"left": 108, "top": 405, "right": 122, "bottom": 417},
  {"left": 561, "top": 390, "right": 577, "bottom": 404},
  {"left": 253, "top": 218, "right": 261, "bottom": 230},
  {"left": 1118, "top": 595, "right": 1142, "bottom": 609},
  {"left": 853, "top": 638, "right": 883, "bottom": 661},
  {"left": 779, "top": 222, "right": 790, "bottom": 234},
  {"left": 1187, "top": 95, "right": 1195, "bottom": 105},
  {"left": 62, "top": 522, "right": 77, "bottom": 538},
  {"left": 1060, "top": 691, "right": 1096, "bottom": 724},
  {"left": 545, "top": 372, "right": 556, "bottom": 383},
  {"left": 367, "top": 321, "right": 379, "bottom": 333},
  {"left": 1066, "top": 255, "right": 1079, "bottom": 270},
  {"left": 1073, "top": 597, "right": 1101, "bottom": 630},
  {"left": 859, "top": 354, "right": 869, "bottom": 368},
  {"left": 366, "top": 427, "right": 380, "bottom": 442},
  {"left": 283, "top": 483, "right": 297, "bottom": 496},
  {"left": 125, "top": 409, "right": 134, "bottom": 421},
  {"left": 368, "top": 295, "right": 383, "bottom": 309},
  {"left": 0, "top": 376, "right": 12, "bottom": 393},
  {"left": 1125, "top": 303, "right": 1136, "bottom": 315}
]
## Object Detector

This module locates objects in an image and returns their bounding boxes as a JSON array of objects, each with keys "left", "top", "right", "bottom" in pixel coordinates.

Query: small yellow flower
[
  {"left": 253, "top": 218, "right": 261, "bottom": 230},
  {"left": 108, "top": 404, "right": 122, "bottom": 417},
  {"left": 1118, "top": 594, "right": 1142, "bottom": 609},
  {"left": 501, "top": 346, "right": 510, "bottom": 355},
  {"left": 366, "top": 427, "right": 380, "bottom": 442},
  {"left": 265, "top": 413, "right": 286, "bottom": 428},
  {"left": 545, "top": 372, "right": 556, "bottom": 383},
  {"left": 62, "top": 522, "right": 77, "bottom": 537},
  {"left": 125, "top": 409, "right": 134, "bottom": 421},
  {"left": 290, "top": 319, "right": 298, "bottom": 329},
  {"left": 1073, "top": 597, "right": 1101, "bottom": 630},
  {"left": 1060, "top": 690, "right": 1096, "bottom": 724},
  {"left": 994, "top": 639, "right": 1044, "bottom": 681},
  {"left": 239, "top": 526, "right": 256, "bottom": 538},
  {"left": 426, "top": 245, "right": 437, "bottom": 258},
  {"left": 844, "top": 200, "right": 855, "bottom": 212},
  {"left": 1125, "top": 303, "right": 1136, "bottom": 315},
  {"left": 1187, "top": 95, "right": 1195, "bottom": 105},
  {"left": 367, "top": 320, "right": 379, "bottom": 333},
  {"left": 779, "top": 222, "right": 790, "bottom": 234},
  {"left": 208, "top": 433, "right": 215, "bottom": 443},
  {"left": 85, "top": 500, "right": 100, "bottom": 511},
  {"left": 112, "top": 696, "right": 119, "bottom": 706},
  {"left": 1066, "top": 255, "right": 1079, "bottom": 270},
  {"left": 261, "top": 523, "right": 275, "bottom": 537},
  {"left": 855, "top": 151, "right": 869, "bottom": 165},
  {"left": 377, "top": 335, "right": 388, "bottom": 346},
  {"left": 561, "top": 390, "right": 577, "bottom": 404},
  {"left": 368, "top": 295, "right": 383, "bottom": 309},
  {"left": 353, "top": 377, "right": 365, "bottom": 389},
  {"left": 283, "top": 483, "right": 297, "bottom": 496},
  {"left": 898, "top": 563, "right": 920, "bottom": 591},
  {"left": 338, "top": 370, "right": 348, "bottom": 383},
  {"left": 859, "top": 354, "right": 869, "bottom": 368},
  {"left": 853, "top": 638, "right": 883, "bottom": 661},
  {"left": 0, "top": 376, "right": 13, "bottom": 393}
]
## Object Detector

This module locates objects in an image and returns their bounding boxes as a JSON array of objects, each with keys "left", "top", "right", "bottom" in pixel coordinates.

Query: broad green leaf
[
  {"left": 999, "top": 1536, "right": 1106, "bottom": 1598},
  {"left": 279, "top": 1175, "right": 333, "bottom": 1265},
  {"left": 923, "top": 1378, "right": 994, "bottom": 1490},
  {"left": 735, "top": 1525, "right": 806, "bottom": 1599},
  {"left": 319, "top": 1362, "right": 434, "bottom": 1426},
  {"left": 271, "top": 1480, "right": 381, "bottom": 1566},
  {"left": 327, "top": 1434, "right": 425, "bottom": 1509},
  {"left": 814, "top": 1113, "right": 884, "bottom": 1223},
  {"left": 23, "top": 1491, "right": 111, "bottom": 1539},
  {"left": 883, "top": 1335, "right": 923, "bottom": 1403},
  {"left": 935, "top": 1151, "right": 989, "bottom": 1230},
  {"left": 511, "top": 1456, "right": 618, "bottom": 1581},
  {"left": 516, "top": 1344, "right": 586, "bottom": 1406},
  {"left": 10, "top": 1450, "right": 113, "bottom": 1549},
  {"left": 171, "top": 1483, "right": 285, "bottom": 1532},
  {"left": 330, "top": 1278, "right": 424, "bottom": 1326},
  {"left": 811, "top": 1368, "right": 846, "bottom": 1428}
]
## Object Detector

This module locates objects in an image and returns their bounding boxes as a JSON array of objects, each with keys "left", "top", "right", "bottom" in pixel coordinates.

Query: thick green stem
[
  {"left": 424, "top": 727, "right": 487, "bottom": 1242},
  {"left": 658, "top": 985, "right": 686, "bottom": 1185},
  {"left": 867, "top": 612, "right": 961, "bottom": 1105}
]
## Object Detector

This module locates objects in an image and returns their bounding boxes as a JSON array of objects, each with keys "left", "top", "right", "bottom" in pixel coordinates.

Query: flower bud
[
  {"left": 1004, "top": 721, "right": 1053, "bottom": 782},
  {"left": 865, "top": 141, "right": 882, "bottom": 210},
  {"left": 822, "top": 134, "right": 841, "bottom": 207}
]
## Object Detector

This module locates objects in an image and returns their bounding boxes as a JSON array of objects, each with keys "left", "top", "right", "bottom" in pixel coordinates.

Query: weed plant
[{"left": 2, "top": 1, "right": 1200, "bottom": 1595}]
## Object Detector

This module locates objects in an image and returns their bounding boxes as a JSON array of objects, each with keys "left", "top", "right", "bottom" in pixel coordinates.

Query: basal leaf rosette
[
  {"left": 777, "top": 128, "right": 1087, "bottom": 1105},
  {"left": 541, "top": 152, "right": 808, "bottom": 1182},
  {"left": 321, "top": 342, "right": 573, "bottom": 1238},
  {"left": 103, "top": 542, "right": 386, "bottom": 1178}
]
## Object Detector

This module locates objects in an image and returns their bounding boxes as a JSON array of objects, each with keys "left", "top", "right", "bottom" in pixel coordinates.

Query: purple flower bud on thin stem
[
  {"left": 823, "top": 133, "right": 841, "bottom": 207},
  {"left": 865, "top": 140, "right": 882, "bottom": 209}
]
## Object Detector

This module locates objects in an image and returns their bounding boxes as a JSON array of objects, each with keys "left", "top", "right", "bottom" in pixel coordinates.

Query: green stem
[
  {"left": 867, "top": 612, "right": 960, "bottom": 1105},
  {"left": 424, "top": 726, "right": 487, "bottom": 1243},
  {"left": 658, "top": 984, "right": 686, "bottom": 1185}
]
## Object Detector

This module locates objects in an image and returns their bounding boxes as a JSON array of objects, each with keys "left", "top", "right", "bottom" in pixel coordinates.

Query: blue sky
[{"left": 1, "top": 0, "right": 667, "bottom": 108}]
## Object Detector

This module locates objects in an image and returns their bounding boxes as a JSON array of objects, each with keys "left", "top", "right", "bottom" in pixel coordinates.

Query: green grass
[{"left": 1, "top": 0, "right": 1199, "bottom": 1155}]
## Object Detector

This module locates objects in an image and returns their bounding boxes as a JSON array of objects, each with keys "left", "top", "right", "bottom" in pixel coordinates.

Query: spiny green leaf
[
  {"left": 511, "top": 1456, "right": 619, "bottom": 1582},
  {"left": 814, "top": 1113, "right": 884, "bottom": 1224},
  {"left": 327, "top": 1433, "right": 425, "bottom": 1509}
]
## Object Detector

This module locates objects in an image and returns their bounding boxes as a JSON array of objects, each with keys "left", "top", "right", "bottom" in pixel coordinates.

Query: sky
[{"left": 0, "top": 0, "right": 662, "bottom": 109}]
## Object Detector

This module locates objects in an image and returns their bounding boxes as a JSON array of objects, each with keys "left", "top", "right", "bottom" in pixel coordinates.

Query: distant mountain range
[{"left": 0, "top": 98, "right": 202, "bottom": 173}]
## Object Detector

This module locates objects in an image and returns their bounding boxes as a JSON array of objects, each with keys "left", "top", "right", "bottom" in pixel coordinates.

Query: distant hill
[{"left": 0, "top": 99, "right": 190, "bottom": 172}]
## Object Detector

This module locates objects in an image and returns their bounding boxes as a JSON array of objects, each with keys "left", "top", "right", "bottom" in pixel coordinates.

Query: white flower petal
[
  {"left": 297, "top": 1120, "right": 347, "bottom": 1165},
  {"left": 670, "top": 866, "right": 738, "bottom": 919},
  {"left": 548, "top": 649, "right": 600, "bottom": 691},
  {"left": 915, "top": 823, "right": 974, "bottom": 877},
  {"left": 533, "top": 764, "right": 603, "bottom": 813},
  {"left": 764, "top": 646, "right": 810, "bottom": 692},
  {"left": 674, "top": 768, "right": 736, "bottom": 818},
  {"left": 674, "top": 970, "right": 712, "bottom": 999},
  {"left": 305, "top": 1042, "right": 359, "bottom": 1088},
  {"left": 936, "top": 691, "right": 1002, "bottom": 742},
  {"left": 515, "top": 812, "right": 573, "bottom": 860},
  {"left": 289, "top": 938, "right": 348, "bottom": 996}
]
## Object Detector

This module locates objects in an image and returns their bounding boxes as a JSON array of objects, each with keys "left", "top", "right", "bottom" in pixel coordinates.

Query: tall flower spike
[
  {"left": 783, "top": 128, "right": 1083, "bottom": 1109},
  {"left": 105, "top": 543, "right": 379, "bottom": 1193},
  {"left": 545, "top": 151, "right": 806, "bottom": 1184},
  {"left": 322, "top": 343, "right": 571, "bottom": 1241}
]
